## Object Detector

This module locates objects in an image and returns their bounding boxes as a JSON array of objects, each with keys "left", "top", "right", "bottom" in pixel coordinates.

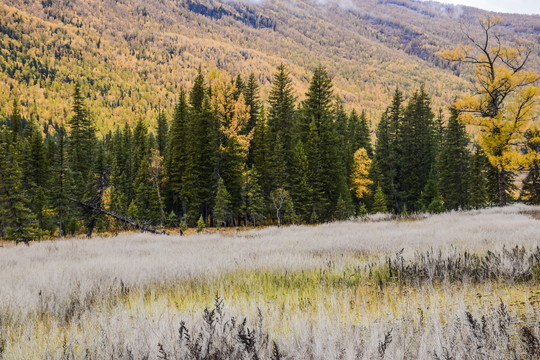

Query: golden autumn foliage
[
  {"left": 350, "top": 148, "right": 373, "bottom": 199},
  {"left": 439, "top": 15, "right": 540, "bottom": 205},
  {"left": 213, "top": 74, "right": 253, "bottom": 158}
]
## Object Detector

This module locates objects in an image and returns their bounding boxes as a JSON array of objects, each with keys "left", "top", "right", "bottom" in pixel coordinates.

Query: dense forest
[{"left": 1, "top": 63, "right": 539, "bottom": 241}]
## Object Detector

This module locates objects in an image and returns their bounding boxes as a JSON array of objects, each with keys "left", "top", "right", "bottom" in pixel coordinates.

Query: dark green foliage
[
  {"left": 0, "top": 129, "right": 40, "bottom": 242},
  {"left": 166, "top": 90, "right": 188, "bottom": 216},
  {"left": 417, "top": 171, "right": 440, "bottom": 212},
  {"left": 372, "top": 184, "right": 388, "bottom": 214},
  {"left": 67, "top": 84, "right": 96, "bottom": 201},
  {"left": 520, "top": 129, "right": 540, "bottom": 204},
  {"left": 300, "top": 65, "right": 344, "bottom": 220},
  {"left": 268, "top": 63, "right": 296, "bottom": 189},
  {"left": 214, "top": 177, "right": 232, "bottom": 228},
  {"left": 9, "top": 98, "right": 22, "bottom": 137},
  {"left": 156, "top": 110, "right": 168, "bottom": 157},
  {"left": 399, "top": 85, "right": 436, "bottom": 211},
  {"left": 246, "top": 167, "right": 265, "bottom": 226},
  {"left": 372, "top": 88, "right": 403, "bottom": 213},
  {"left": 438, "top": 107, "right": 470, "bottom": 210},
  {"left": 290, "top": 141, "right": 312, "bottom": 222},
  {"left": 467, "top": 145, "right": 490, "bottom": 209},
  {"left": 184, "top": 93, "right": 218, "bottom": 224}
]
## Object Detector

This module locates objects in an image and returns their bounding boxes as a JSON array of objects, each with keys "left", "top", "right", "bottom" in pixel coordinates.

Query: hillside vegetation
[{"left": 1, "top": 0, "right": 539, "bottom": 131}]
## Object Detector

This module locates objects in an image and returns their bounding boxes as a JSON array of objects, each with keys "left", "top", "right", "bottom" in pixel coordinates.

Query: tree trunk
[
  {"left": 498, "top": 167, "right": 507, "bottom": 207},
  {"left": 277, "top": 209, "right": 281, "bottom": 227}
]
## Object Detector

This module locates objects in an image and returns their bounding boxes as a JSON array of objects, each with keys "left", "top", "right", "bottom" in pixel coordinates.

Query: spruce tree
[
  {"left": 399, "top": 85, "right": 435, "bottom": 211},
  {"left": 372, "top": 88, "right": 403, "bottom": 213},
  {"left": 301, "top": 65, "right": 343, "bottom": 220},
  {"left": 247, "top": 167, "right": 265, "bottom": 226},
  {"left": 166, "top": 90, "right": 188, "bottom": 217},
  {"left": 520, "top": 128, "right": 540, "bottom": 204},
  {"left": 372, "top": 184, "right": 388, "bottom": 214},
  {"left": 438, "top": 107, "right": 470, "bottom": 210},
  {"left": 156, "top": 110, "right": 168, "bottom": 157},
  {"left": 268, "top": 63, "right": 296, "bottom": 188},
  {"left": 290, "top": 141, "right": 312, "bottom": 223},
  {"left": 9, "top": 98, "right": 22, "bottom": 137},
  {"left": 467, "top": 145, "right": 489, "bottom": 209},
  {"left": 0, "top": 129, "right": 39, "bottom": 242},
  {"left": 214, "top": 177, "right": 232, "bottom": 228},
  {"left": 67, "top": 84, "right": 96, "bottom": 202}
]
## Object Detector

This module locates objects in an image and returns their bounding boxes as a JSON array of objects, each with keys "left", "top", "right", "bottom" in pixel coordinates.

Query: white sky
[{"left": 420, "top": 0, "right": 540, "bottom": 15}]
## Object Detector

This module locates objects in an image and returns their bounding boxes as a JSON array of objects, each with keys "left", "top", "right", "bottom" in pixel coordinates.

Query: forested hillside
[{"left": 1, "top": 0, "right": 539, "bottom": 132}]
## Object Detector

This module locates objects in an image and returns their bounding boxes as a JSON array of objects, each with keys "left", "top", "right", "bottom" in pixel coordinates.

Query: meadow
[{"left": 0, "top": 205, "right": 539, "bottom": 359}]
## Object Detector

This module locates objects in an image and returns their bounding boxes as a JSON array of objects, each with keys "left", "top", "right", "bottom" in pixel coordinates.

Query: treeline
[{"left": 1, "top": 64, "right": 539, "bottom": 241}]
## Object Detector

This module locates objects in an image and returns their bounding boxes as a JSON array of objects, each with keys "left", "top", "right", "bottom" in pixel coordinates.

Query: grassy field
[{"left": 0, "top": 205, "right": 539, "bottom": 359}]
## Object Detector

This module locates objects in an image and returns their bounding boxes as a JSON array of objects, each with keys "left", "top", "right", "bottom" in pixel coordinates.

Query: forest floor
[{"left": 0, "top": 205, "right": 539, "bottom": 359}]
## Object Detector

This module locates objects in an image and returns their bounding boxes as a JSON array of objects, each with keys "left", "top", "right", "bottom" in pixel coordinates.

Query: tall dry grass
[{"left": 0, "top": 205, "right": 539, "bottom": 359}]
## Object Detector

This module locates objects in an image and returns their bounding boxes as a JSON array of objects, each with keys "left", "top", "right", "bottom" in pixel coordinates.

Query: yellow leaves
[
  {"left": 438, "top": 43, "right": 470, "bottom": 62},
  {"left": 213, "top": 74, "right": 253, "bottom": 159},
  {"left": 350, "top": 148, "right": 372, "bottom": 199},
  {"left": 479, "top": 14, "right": 503, "bottom": 29},
  {"left": 443, "top": 15, "right": 540, "bottom": 173}
]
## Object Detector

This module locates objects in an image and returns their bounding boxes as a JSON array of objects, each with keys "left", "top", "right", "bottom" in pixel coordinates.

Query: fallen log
[{"left": 68, "top": 197, "right": 169, "bottom": 236}]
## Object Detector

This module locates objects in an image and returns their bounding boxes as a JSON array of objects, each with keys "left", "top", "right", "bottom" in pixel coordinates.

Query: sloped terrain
[{"left": 0, "top": 0, "right": 538, "bottom": 132}]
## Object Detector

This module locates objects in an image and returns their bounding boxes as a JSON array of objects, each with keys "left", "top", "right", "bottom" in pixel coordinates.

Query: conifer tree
[
  {"left": 467, "top": 145, "right": 490, "bottom": 209},
  {"left": 9, "top": 98, "right": 22, "bottom": 137},
  {"left": 166, "top": 90, "right": 188, "bottom": 216},
  {"left": 156, "top": 110, "right": 168, "bottom": 157},
  {"left": 438, "top": 107, "right": 470, "bottom": 210},
  {"left": 246, "top": 167, "right": 265, "bottom": 226},
  {"left": 372, "top": 88, "right": 403, "bottom": 213},
  {"left": 251, "top": 106, "right": 272, "bottom": 197},
  {"left": 417, "top": 171, "right": 442, "bottom": 212},
  {"left": 290, "top": 141, "right": 312, "bottom": 223},
  {"left": 372, "top": 184, "right": 388, "bottom": 214},
  {"left": 49, "top": 124, "right": 72, "bottom": 237},
  {"left": 268, "top": 63, "right": 296, "bottom": 188},
  {"left": 520, "top": 128, "right": 540, "bottom": 204},
  {"left": 0, "top": 129, "right": 39, "bottom": 242},
  {"left": 399, "top": 85, "right": 436, "bottom": 211},
  {"left": 214, "top": 177, "right": 232, "bottom": 228},
  {"left": 68, "top": 84, "right": 96, "bottom": 202},
  {"left": 349, "top": 109, "right": 373, "bottom": 158},
  {"left": 301, "top": 65, "right": 343, "bottom": 220}
]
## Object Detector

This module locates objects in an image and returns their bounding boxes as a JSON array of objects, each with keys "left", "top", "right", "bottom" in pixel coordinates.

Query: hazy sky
[{"left": 421, "top": 0, "right": 540, "bottom": 15}]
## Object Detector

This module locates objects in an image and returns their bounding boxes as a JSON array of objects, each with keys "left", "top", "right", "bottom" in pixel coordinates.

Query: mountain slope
[{"left": 0, "top": 0, "right": 538, "bottom": 132}]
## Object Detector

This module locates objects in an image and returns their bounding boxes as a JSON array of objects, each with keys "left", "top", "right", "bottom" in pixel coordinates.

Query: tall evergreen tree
[
  {"left": 438, "top": 107, "right": 470, "bottom": 210},
  {"left": 467, "top": 145, "right": 490, "bottom": 209},
  {"left": 399, "top": 85, "right": 435, "bottom": 211},
  {"left": 166, "top": 90, "right": 188, "bottom": 216},
  {"left": 67, "top": 84, "right": 96, "bottom": 201},
  {"left": 372, "top": 88, "right": 403, "bottom": 213},
  {"left": 214, "top": 177, "right": 232, "bottom": 228},
  {"left": 156, "top": 110, "right": 168, "bottom": 157},
  {"left": 520, "top": 128, "right": 540, "bottom": 204},
  {"left": 0, "top": 129, "right": 39, "bottom": 242},
  {"left": 268, "top": 63, "right": 296, "bottom": 188},
  {"left": 9, "top": 98, "right": 22, "bottom": 137},
  {"left": 301, "top": 65, "right": 344, "bottom": 220},
  {"left": 290, "top": 140, "right": 312, "bottom": 222}
]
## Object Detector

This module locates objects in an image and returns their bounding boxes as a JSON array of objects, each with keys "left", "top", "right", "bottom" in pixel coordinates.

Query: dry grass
[{"left": 0, "top": 205, "right": 539, "bottom": 359}]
